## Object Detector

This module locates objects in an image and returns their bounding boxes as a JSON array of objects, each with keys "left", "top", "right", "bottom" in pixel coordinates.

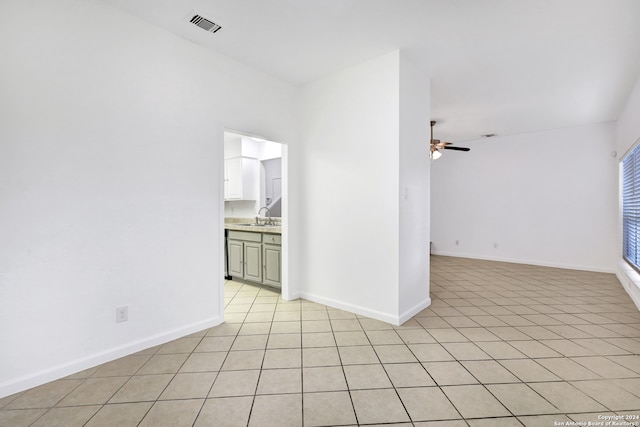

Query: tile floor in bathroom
[{"left": 1, "top": 256, "right": 640, "bottom": 426}]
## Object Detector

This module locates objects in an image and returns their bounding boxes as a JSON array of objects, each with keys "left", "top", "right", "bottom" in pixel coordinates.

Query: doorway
[{"left": 222, "top": 130, "right": 290, "bottom": 301}]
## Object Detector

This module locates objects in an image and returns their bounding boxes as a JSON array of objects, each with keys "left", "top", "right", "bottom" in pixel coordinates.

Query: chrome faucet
[{"left": 257, "top": 206, "right": 272, "bottom": 225}]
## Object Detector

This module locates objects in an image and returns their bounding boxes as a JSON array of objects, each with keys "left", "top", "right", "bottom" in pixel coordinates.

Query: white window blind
[{"left": 622, "top": 145, "right": 640, "bottom": 270}]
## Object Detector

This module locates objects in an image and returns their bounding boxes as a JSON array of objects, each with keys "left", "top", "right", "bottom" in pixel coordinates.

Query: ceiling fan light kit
[{"left": 429, "top": 121, "right": 470, "bottom": 160}]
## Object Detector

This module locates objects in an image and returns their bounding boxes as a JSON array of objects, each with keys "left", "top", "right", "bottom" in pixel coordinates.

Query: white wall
[
  {"left": 617, "top": 77, "right": 640, "bottom": 156},
  {"left": 0, "top": 0, "right": 295, "bottom": 397},
  {"left": 294, "top": 51, "right": 400, "bottom": 320},
  {"left": 398, "top": 56, "right": 431, "bottom": 320},
  {"left": 431, "top": 122, "right": 618, "bottom": 273},
  {"left": 224, "top": 200, "right": 260, "bottom": 218},
  {"left": 294, "top": 51, "right": 431, "bottom": 324},
  {"left": 615, "top": 75, "right": 640, "bottom": 309},
  {"left": 223, "top": 133, "right": 243, "bottom": 158}
]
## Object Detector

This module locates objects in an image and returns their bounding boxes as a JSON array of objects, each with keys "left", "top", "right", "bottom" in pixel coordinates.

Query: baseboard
[
  {"left": 0, "top": 315, "right": 223, "bottom": 399},
  {"left": 431, "top": 251, "right": 616, "bottom": 274},
  {"left": 398, "top": 297, "right": 432, "bottom": 324},
  {"left": 616, "top": 260, "right": 640, "bottom": 311},
  {"left": 299, "top": 291, "right": 398, "bottom": 324},
  {"left": 298, "top": 291, "right": 429, "bottom": 326},
  {"left": 282, "top": 291, "right": 302, "bottom": 301}
]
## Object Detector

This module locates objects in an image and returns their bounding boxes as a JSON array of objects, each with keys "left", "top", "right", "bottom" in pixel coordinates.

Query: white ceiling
[{"left": 101, "top": 0, "right": 640, "bottom": 142}]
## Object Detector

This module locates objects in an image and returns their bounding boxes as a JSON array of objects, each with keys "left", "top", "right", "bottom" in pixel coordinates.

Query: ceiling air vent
[{"left": 190, "top": 15, "right": 222, "bottom": 33}]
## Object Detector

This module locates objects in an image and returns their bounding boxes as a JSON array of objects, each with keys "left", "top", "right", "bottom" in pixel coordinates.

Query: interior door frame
[{"left": 220, "top": 128, "right": 291, "bottom": 306}]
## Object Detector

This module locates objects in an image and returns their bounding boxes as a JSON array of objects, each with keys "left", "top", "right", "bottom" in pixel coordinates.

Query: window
[{"left": 622, "top": 144, "right": 640, "bottom": 270}]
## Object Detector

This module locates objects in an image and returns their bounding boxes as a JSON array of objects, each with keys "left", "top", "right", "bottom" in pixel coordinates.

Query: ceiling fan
[{"left": 430, "top": 120, "right": 470, "bottom": 159}]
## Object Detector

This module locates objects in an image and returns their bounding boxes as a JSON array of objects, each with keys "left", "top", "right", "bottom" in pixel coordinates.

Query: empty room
[{"left": 2, "top": 0, "right": 640, "bottom": 426}]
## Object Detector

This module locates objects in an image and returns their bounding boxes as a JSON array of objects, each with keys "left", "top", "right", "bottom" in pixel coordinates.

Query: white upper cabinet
[{"left": 224, "top": 156, "right": 258, "bottom": 200}]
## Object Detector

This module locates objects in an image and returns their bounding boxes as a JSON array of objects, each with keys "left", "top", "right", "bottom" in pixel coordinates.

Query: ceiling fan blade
[{"left": 443, "top": 146, "right": 470, "bottom": 151}]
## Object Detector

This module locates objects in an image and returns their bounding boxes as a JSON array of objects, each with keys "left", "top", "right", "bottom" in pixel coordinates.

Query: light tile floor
[{"left": 2, "top": 256, "right": 640, "bottom": 426}]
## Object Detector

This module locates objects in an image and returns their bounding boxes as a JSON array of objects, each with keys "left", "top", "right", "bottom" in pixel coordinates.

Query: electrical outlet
[
  {"left": 455, "top": 240, "right": 459, "bottom": 246},
  {"left": 116, "top": 306, "right": 128, "bottom": 323}
]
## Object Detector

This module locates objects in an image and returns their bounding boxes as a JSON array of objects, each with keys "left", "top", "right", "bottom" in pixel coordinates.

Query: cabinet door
[
  {"left": 225, "top": 158, "right": 243, "bottom": 200},
  {"left": 243, "top": 242, "right": 263, "bottom": 283},
  {"left": 227, "top": 239, "right": 244, "bottom": 278},
  {"left": 263, "top": 244, "right": 281, "bottom": 288}
]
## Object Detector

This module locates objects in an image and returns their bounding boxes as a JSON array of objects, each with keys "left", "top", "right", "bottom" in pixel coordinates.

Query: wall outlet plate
[{"left": 116, "top": 306, "right": 128, "bottom": 323}]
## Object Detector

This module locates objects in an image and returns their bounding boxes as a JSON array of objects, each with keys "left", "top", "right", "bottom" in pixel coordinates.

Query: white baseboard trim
[
  {"left": 431, "top": 251, "right": 615, "bottom": 274},
  {"left": 281, "top": 291, "right": 302, "bottom": 301},
  {"left": 398, "top": 297, "right": 432, "bottom": 325},
  {"left": 298, "top": 291, "right": 430, "bottom": 326},
  {"left": 0, "top": 316, "right": 223, "bottom": 399},
  {"left": 299, "top": 291, "right": 398, "bottom": 324},
  {"left": 616, "top": 259, "right": 640, "bottom": 311}
]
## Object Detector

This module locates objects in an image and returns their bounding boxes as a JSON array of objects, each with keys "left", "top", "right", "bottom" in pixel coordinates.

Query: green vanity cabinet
[
  {"left": 227, "top": 238, "right": 244, "bottom": 278},
  {"left": 227, "top": 230, "right": 281, "bottom": 289},
  {"left": 227, "top": 230, "right": 262, "bottom": 283},
  {"left": 243, "top": 241, "right": 263, "bottom": 283},
  {"left": 262, "top": 234, "right": 282, "bottom": 288}
]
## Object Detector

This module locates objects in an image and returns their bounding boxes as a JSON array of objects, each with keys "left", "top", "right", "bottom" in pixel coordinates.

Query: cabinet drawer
[
  {"left": 263, "top": 233, "right": 281, "bottom": 245},
  {"left": 228, "top": 230, "right": 262, "bottom": 242}
]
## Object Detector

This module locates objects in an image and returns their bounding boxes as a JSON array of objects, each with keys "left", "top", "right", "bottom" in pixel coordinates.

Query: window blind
[{"left": 622, "top": 144, "right": 640, "bottom": 270}]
